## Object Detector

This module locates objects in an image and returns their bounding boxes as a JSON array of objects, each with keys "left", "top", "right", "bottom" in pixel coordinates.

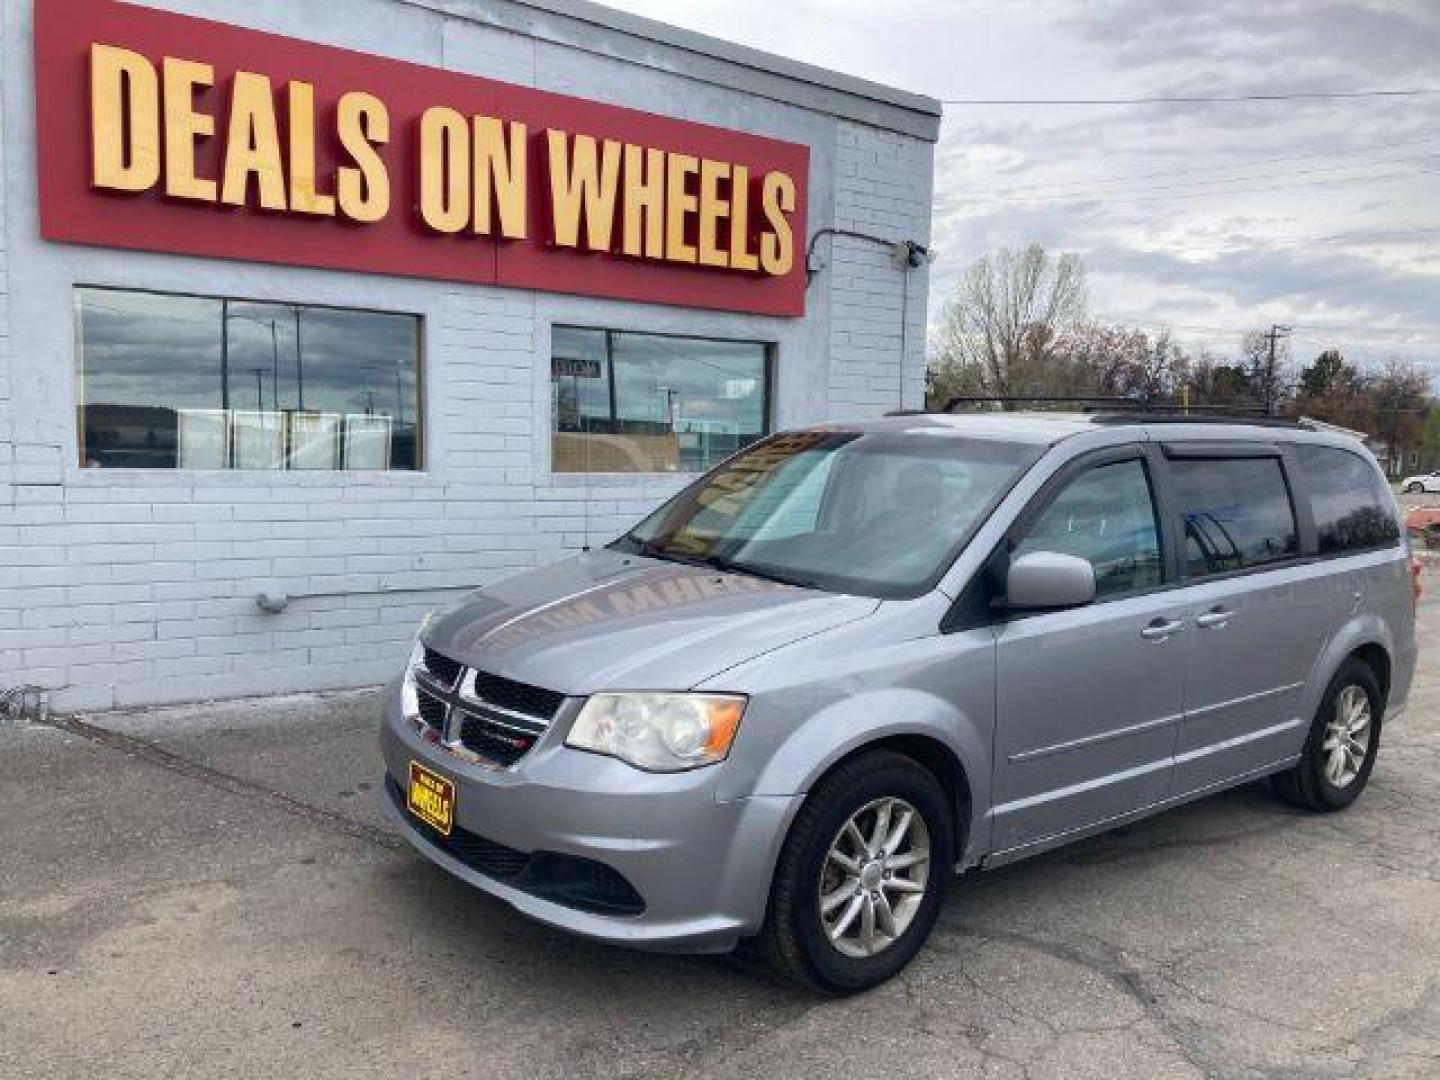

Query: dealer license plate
[{"left": 406, "top": 761, "right": 455, "bottom": 836}]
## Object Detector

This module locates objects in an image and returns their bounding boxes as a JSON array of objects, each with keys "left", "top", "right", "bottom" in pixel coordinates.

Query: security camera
[{"left": 893, "top": 240, "right": 933, "bottom": 269}]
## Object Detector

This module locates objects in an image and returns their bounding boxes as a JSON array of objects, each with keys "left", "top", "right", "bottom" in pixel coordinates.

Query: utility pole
[{"left": 1263, "top": 324, "right": 1291, "bottom": 416}]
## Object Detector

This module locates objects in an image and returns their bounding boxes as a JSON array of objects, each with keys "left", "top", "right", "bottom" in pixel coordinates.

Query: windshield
[{"left": 611, "top": 428, "right": 1043, "bottom": 598}]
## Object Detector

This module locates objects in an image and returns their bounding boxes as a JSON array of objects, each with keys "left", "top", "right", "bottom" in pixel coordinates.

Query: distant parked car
[{"left": 1400, "top": 469, "right": 1440, "bottom": 494}]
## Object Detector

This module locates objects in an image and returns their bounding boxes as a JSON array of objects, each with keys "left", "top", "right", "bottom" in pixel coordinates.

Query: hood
[{"left": 424, "top": 549, "right": 880, "bottom": 694}]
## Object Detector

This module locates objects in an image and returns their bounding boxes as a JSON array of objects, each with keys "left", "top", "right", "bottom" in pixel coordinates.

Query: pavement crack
[
  {"left": 967, "top": 926, "right": 1225, "bottom": 1077},
  {"left": 39, "top": 713, "right": 404, "bottom": 853}
]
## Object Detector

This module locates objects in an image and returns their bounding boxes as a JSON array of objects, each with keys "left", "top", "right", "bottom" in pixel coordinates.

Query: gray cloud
[{"left": 600, "top": 0, "right": 1439, "bottom": 384}]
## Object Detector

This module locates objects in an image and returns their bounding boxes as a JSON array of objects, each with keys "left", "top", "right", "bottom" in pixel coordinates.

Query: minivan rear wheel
[
  {"left": 1271, "top": 658, "right": 1383, "bottom": 812},
  {"left": 757, "top": 749, "right": 953, "bottom": 995}
]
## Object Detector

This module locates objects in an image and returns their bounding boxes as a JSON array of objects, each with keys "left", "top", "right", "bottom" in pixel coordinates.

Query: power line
[
  {"left": 962, "top": 133, "right": 1440, "bottom": 200},
  {"left": 966, "top": 159, "right": 1440, "bottom": 208},
  {"left": 1094, "top": 316, "right": 1440, "bottom": 342},
  {"left": 1294, "top": 322, "right": 1440, "bottom": 336},
  {"left": 1197, "top": 226, "right": 1440, "bottom": 251},
  {"left": 940, "top": 89, "right": 1438, "bottom": 106}
]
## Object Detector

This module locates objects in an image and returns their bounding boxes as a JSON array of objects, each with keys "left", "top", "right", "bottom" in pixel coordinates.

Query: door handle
[
  {"left": 1196, "top": 608, "right": 1231, "bottom": 630},
  {"left": 1141, "top": 618, "right": 1184, "bottom": 642}
]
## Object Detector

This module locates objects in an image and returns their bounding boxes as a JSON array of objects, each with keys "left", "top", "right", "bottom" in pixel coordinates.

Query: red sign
[{"left": 34, "top": 0, "right": 810, "bottom": 316}]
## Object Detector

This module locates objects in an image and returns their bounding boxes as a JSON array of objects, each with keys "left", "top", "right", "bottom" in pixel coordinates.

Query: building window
[
  {"left": 76, "top": 287, "right": 422, "bottom": 470},
  {"left": 550, "top": 326, "right": 770, "bottom": 473}
]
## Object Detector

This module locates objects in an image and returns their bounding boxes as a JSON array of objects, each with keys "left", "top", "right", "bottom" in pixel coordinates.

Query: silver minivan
[{"left": 380, "top": 413, "right": 1418, "bottom": 993}]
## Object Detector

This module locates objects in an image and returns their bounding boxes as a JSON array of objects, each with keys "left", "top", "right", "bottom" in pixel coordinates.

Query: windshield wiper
[
  {"left": 620, "top": 540, "right": 819, "bottom": 590},
  {"left": 696, "top": 554, "right": 820, "bottom": 590}
]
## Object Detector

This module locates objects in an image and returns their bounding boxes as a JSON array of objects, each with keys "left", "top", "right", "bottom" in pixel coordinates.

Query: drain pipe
[{"left": 805, "top": 228, "right": 933, "bottom": 412}]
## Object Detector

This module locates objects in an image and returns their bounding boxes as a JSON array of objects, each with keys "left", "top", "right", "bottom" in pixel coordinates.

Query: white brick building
[{"left": 1, "top": 0, "right": 940, "bottom": 711}]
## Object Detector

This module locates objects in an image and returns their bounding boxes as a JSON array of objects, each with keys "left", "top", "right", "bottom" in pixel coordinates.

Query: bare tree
[
  {"left": 1242, "top": 328, "right": 1295, "bottom": 414},
  {"left": 1370, "top": 358, "right": 1431, "bottom": 476},
  {"left": 1057, "top": 323, "right": 1185, "bottom": 403},
  {"left": 928, "top": 244, "right": 1088, "bottom": 408}
]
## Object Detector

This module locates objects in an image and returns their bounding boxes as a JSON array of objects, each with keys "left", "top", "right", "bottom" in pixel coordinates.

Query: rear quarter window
[
  {"left": 1296, "top": 444, "right": 1401, "bottom": 554},
  {"left": 1170, "top": 456, "right": 1299, "bottom": 577}
]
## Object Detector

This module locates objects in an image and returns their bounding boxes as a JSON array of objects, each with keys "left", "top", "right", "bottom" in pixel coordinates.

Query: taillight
[{"left": 1412, "top": 558, "right": 1424, "bottom": 610}]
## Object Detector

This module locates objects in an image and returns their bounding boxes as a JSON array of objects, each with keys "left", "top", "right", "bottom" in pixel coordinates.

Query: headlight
[
  {"left": 399, "top": 611, "right": 438, "bottom": 723},
  {"left": 565, "top": 693, "right": 746, "bottom": 772}
]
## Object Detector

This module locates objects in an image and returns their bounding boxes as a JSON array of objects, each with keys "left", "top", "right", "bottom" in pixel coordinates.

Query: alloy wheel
[
  {"left": 1323, "top": 684, "right": 1373, "bottom": 788},
  {"left": 818, "top": 796, "right": 931, "bottom": 958}
]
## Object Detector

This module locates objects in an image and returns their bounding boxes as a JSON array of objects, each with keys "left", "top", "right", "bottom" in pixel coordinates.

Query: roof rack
[
  {"left": 1086, "top": 411, "right": 1302, "bottom": 429},
  {"left": 940, "top": 395, "right": 1299, "bottom": 428},
  {"left": 944, "top": 395, "right": 1136, "bottom": 412}
]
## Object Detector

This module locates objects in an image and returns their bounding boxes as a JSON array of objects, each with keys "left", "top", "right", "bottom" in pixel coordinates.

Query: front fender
[{"left": 748, "top": 687, "right": 993, "bottom": 867}]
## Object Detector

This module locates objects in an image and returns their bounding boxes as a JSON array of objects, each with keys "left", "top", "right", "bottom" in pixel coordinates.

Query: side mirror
[{"left": 1003, "top": 551, "right": 1096, "bottom": 610}]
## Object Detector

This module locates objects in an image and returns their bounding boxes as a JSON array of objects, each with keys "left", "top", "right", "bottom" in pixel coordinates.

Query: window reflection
[
  {"left": 551, "top": 326, "right": 770, "bottom": 473},
  {"left": 1171, "top": 458, "right": 1298, "bottom": 576},
  {"left": 1296, "top": 445, "right": 1400, "bottom": 555},
  {"left": 76, "top": 287, "right": 421, "bottom": 470}
]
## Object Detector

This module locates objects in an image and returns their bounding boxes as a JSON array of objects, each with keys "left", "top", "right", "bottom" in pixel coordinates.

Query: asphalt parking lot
[{"left": 2, "top": 577, "right": 1436, "bottom": 1079}]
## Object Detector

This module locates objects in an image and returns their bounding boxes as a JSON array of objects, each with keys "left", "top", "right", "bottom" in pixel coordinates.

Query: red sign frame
[{"left": 34, "top": 0, "right": 810, "bottom": 317}]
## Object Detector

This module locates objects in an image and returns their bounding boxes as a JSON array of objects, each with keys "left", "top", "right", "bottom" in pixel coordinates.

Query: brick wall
[
  {"left": 825, "top": 121, "right": 934, "bottom": 420},
  {"left": 0, "top": 0, "right": 11, "bottom": 504},
  {"left": 0, "top": 0, "right": 936, "bottom": 711}
]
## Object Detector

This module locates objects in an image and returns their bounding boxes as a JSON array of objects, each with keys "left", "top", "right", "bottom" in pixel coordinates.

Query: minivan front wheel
[
  {"left": 758, "top": 750, "right": 953, "bottom": 994},
  {"left": 1272, "top": 658, "right": 1383, "bottom": 812}
]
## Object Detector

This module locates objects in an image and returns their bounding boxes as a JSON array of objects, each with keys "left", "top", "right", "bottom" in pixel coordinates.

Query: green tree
[
  {"left": 1299, "top": 349, "right": 1347, "bottom": 399},
  {"left": 1421, "top": 408, "right": 1440, "bottom": 470},
  {"left": 1294, "top": 348, "right": 1369, "bottom": 429}
]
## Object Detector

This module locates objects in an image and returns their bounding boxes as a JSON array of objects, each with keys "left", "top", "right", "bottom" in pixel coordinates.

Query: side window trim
[
  {"left": 941, "top": 443, "right": 1168, "bottom": 633},
  {"left": 1144, "top": 443, "right": 1185, "bottom": 586},
  {"left": 1297, "top": 443, "right": 1403, "bottom": 558},
  {"left": 1004, "top": 444, "right": 1153, "bottom": 547},
  {"left": 1277, "top": 443, "right": 1320, "bottom": 557},
  {"left": 1169, "top": 451, "right": 1306, "bottom": 583},
  {"left": 1161, "top": 440, "right": 1282, "bottom": 459}
]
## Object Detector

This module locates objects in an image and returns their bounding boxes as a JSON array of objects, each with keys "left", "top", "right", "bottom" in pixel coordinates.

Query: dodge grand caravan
[{"left": 380, "top": 413, "right": 1418, "bottom": 993}]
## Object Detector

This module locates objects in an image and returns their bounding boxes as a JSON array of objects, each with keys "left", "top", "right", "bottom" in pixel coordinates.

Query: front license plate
[{"left": 407, "top": 761, "right": 455, "bottom": 837}]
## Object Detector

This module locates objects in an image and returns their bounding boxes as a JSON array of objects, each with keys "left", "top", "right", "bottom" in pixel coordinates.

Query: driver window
[{"left": 1013, "top": 458, "right": 1163, "bottom": 597}]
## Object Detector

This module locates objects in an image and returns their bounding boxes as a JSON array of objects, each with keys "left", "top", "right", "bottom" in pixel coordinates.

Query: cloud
[{"left": 597, "top": 0, "right": 1439, "bottom": 384}]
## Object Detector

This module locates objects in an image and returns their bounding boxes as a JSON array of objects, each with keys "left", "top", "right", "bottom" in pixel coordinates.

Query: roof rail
[
  {"left": 943, "top": 395, "right": 1135, "bottom": 413},
  {"left": 1086, "top": 411, "right": 1302, "bottom": 429}
]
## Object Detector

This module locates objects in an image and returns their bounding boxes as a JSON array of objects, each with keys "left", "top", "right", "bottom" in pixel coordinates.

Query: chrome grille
[
  {"left": 411, "top": 655, "right": 563, "bottom": 769},
  {"left": 455, "top": 710, "right": 539, "bottom": 767},
  {"left": 416, "top": 688, "right": 448, "bottom": 733},
  {"left": 469, "top": 670, "right": 565, "bottom": 720},
  {"left": 422, "top": 646, "right": 463, "bottom": 690}
]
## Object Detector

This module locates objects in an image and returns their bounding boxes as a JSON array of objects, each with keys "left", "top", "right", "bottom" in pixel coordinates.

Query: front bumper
[{"left": 379, "top": 679, "right": 800, "bottom": 953}]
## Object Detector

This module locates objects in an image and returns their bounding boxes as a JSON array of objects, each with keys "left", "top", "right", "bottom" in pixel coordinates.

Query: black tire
[
  {"left": 1271, "top": 658, "right": 1383, "bottom": 812},
  {"left": 756, "top": 749, "right": 954, "bottom": 995},
  {"left": 1404, "top": 482, "right": 1423, "bottom": 493}
]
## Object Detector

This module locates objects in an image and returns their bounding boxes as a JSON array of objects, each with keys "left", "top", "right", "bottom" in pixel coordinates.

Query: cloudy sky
[{"left": 602, "top": 0, "right": 1440, "bottom": 385}]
